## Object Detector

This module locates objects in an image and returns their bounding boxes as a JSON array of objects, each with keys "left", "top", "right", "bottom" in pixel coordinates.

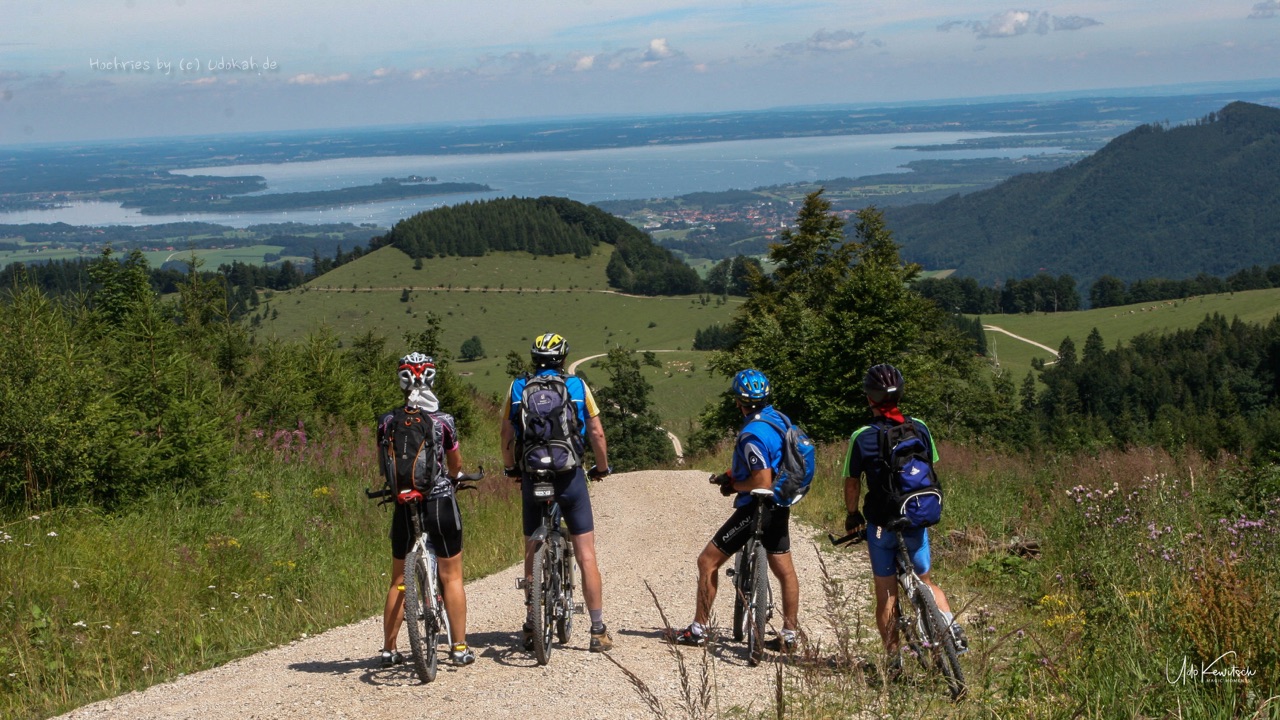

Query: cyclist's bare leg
[
  {"left": 917, "top": 572, "right": 953, "bottom": 615},
  {"left": 873, "top": 575, "right": 899, "bottom": 652},
  {"left": 571, "top": 531, "right": 603, "bottom": 613},
  {"left": 383, "top": 558, "right": 406, "bottom": 652},
  {"left": 694, "top": 542, "right": 729, "bottom": 626},
  {"left": 437, "top": 553, "right": 467, "bottom": 645},
  {"left": 765, "top": 551, "right": 799, "bottom": 631}
]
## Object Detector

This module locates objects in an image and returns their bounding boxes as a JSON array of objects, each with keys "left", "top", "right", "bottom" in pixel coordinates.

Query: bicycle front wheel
[
  {"left": 403, "top": 545, "right": 441, "bottom": 683},
  {"left": 746, "top": 543, "right": 769, "bottom": 666},
  {"left": 916, "top": 583, "right": 966, "bottom": 700},
  {"left": 530, "top": 543, "right": 556, "bottom": 665},
  {"left": 555, "top": 535, "right": 575, "bottom": 644}
]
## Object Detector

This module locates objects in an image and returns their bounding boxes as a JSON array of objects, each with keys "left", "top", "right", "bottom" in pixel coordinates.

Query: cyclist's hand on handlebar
[
  {"left": 587, "top": 464, "right": 611, "bottom": 480},
  {"left": 845, "top": 510, "right": 866, "bottom": 533}
]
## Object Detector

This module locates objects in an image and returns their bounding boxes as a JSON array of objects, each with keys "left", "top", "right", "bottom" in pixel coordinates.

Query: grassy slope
[
  {"left": 256, "top": 245, "right": 740, "bottom": 412},
  {"left": 980, "top": 287, "right": 1280, "bottom": 376}
]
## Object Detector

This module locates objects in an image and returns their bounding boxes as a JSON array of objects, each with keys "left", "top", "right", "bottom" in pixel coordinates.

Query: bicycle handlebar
[
  {"left": 365, "top": 467, "right": 485, "bottom": 501},
  {"left": 828, "top": 530, "right": 868, "bottom": 546}
]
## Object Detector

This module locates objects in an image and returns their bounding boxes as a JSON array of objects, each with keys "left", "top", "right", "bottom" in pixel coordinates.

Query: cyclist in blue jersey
[
  {"left": 669, "top": 369, "right": 801, "bottom": 651},
  {"left": 843, "top": 364, "right": 968, "bottom": 666},
  {"left": 500, "top": 333, "right": 615, "bottom": 653}
]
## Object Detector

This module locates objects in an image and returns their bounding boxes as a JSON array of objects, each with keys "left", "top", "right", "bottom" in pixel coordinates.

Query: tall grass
[{"left": 0, "top": 421, "right": 521, "bottom": 720}]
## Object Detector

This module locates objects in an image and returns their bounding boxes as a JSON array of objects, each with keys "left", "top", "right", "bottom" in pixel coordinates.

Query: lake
[{"left": 1, "top": 131, "right": 1054, "bottom": 227}]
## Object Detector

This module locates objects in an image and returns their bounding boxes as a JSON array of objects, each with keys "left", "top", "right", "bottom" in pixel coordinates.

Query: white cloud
[
  {"left": 1249, "top": 0, "right": 1280, "bottom": 18},
  {"left": 180, "top": 76, "right": 218, "bottom": 86},
  {"left": 643, "top": 38, "right": 676, "bottom": 62},
  {"left": 938, "top": 9, "right": 1101, "bottom": 38},
  {"left": 286, "top": 73, "right": 350, "bottom": 86},
  {"left": 574, "top": 55, "right": 595, "bottom": 71},
  {"left": 372, "top": 67, "right": 394, "bottom": 78},
  {"left": 779, "top": 29, "right": 867, "bottom": 55}
]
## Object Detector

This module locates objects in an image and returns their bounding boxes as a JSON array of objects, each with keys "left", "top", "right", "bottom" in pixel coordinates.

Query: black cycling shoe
[
  {"left": 764, "top": 631, "right": 798, "bottom": 653},
  {"left": 378, "top": 649, "right": 405, "bottom": 668},
  {"left": 664, "top": 624, "right": 707, "bottom": 647},
  {"left": 522, "top": 622, "right": 535, "bottom": 651}
]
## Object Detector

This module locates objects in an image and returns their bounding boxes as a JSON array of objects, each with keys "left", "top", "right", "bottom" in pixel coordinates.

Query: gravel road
[{"left": 56, "top": 470, "right": 871, "bottom": 720}]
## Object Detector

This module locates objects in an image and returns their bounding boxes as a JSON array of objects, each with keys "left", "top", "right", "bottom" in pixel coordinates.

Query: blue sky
[{"left": 2, "top": 0, "right": 1278, "bottom": 143}]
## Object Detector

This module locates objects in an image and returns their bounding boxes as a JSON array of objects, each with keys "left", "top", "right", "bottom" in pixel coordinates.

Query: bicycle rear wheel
[
  {"left": 746, "top": 543, "right": 769, "bottom": 666},
  {"left": 895, "top": 590, "right": 930, "bottom": 673},
  {"left": 403, "top": 544, "right": 441, "bottom": 683},
  {"left": 731, "top": 550, "right": 748, "bottom": 642},
  {"left": 916, "top": 583, "right": 966, "bottom": 700},
  {"left": 555, "top": 535, "right": 575, "bottom": 644},
  {"left": 530, "top": 543, "right": 556, "bottom": 665}
]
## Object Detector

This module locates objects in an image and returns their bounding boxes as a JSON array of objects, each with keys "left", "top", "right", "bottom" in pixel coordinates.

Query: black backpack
[
  {"left": 380, "top": 407, "right": 442, "bottom": 492},
  {"left": 878, "top": 418, "right": 943, "bottom": 528},
  {"left": 518, "top": 373, "right": 583, "bottom": 473}
]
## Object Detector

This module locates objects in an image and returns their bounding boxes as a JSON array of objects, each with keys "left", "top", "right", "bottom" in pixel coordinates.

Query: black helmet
[
  {"left": 531, "top": 332, "right": 569, "bottom": 368},
  {"left": 863, "top": 364, "right": 903, "bottom": 407}
]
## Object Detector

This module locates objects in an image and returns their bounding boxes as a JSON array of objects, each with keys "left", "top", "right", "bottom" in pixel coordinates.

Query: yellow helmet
[{"left": 531, "top": 332, "right": 569, "bottom": 368}]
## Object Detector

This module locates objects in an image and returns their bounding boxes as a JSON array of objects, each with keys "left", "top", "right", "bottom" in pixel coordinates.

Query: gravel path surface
[{"left": 56, "top": 470, "right": 871, "bottom": 720}]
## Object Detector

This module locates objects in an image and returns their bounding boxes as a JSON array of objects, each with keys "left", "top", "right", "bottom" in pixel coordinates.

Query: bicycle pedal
[
  {"left": 515, "top": 578, "right": 528, "bottom": 590},
  {"left": 572, "top": 603, "right": 585, "bottom": 614}
]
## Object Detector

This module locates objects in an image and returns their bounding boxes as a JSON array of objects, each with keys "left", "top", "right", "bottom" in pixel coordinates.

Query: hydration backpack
[
  {"left": 755, "top": 415, "right": 817, "bottom": 507},
  {"left": 380, "top": 407, "right": 442, "bottom": 493},
  {"left": 878, "top": 418, "right": 942, "bottom": 528},
  {"left": 518, "top": 373, "right": 584, "bottom": 473}
]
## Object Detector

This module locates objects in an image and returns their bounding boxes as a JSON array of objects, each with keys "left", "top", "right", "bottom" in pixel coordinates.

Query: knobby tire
[
  {"left": 896, "top": 591, "right": 930, "bottom": 673},
  {"left": 554, "top": 534, "right": 574, "bottom": 644},
  {"left": 403, "top": 544, "right": 441, "bottom": 683},
  {"left": 916, "top": 581, "right": 966, "bottom": 700},
  {"left": 746, "top": 543, "right": 770, "bottom": 666},
  {"left": 531, "top": 543, "right": 556, "bottom": 665}
]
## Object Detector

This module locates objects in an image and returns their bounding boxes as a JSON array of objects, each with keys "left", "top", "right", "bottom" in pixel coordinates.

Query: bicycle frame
[
  {"left": 525, "top": 473, "right": 577, "bottom": 665},
  {"left": 729, "top": 488, "right": 775, "bottom": 666}
]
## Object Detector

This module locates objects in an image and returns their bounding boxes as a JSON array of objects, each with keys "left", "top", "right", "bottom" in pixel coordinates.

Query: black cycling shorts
[
  {"left": 390, "top": 494, "right": 463, "bottom": 560},
  {"left": 521, "top": 467, "right": 594, "bottom": 537},
  {"left": 711, "top": 498, "right": 791, "bottom": 556}
]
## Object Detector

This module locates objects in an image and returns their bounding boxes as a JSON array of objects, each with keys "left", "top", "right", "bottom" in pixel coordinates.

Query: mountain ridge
[{"left": 886, "top": 101, "right": 1280, "bottom": 286}]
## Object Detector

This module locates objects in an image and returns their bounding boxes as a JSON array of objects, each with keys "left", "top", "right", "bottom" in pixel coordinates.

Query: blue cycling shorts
[
  {"left": 866, "top": 523, "right": 931, "bottom": 578},
  {"left": 521, "top": 467, "right": 594, "bottom": 537}
]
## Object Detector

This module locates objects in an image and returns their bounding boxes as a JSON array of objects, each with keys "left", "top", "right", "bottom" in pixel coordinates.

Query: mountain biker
[
  {"left": 377, "top": 352, "right": 476, "bottom": 668},
  {"left": 842, "top": 363, "right": 968, "bottom": 667},
  {"left": 500, "top": 332, "right": 615, "bottom": 653},
  {"left": 669, "top": 369, "right": 801, "bottom": 652}
]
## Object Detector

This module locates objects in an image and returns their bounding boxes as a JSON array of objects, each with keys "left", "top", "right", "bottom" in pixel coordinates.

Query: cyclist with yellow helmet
[{"left": 501, "top": 333, "right": 615, "bottom": 653}]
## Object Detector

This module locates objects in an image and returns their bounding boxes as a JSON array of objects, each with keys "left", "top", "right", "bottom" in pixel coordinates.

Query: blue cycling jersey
[{"left": 730, "top": 405, "right": 787, "bottom": 508}]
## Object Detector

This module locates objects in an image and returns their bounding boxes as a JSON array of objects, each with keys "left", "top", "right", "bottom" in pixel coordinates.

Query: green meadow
[
  {"left": 980, "top": 287, "right": 1280, "bottom": 376},
  {"left": 257, "top": 246, "right": 741, "bottom": 404}
]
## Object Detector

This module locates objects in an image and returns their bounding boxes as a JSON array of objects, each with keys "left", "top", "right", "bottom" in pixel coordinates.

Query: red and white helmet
[{"left": 398, "top": 352, "right": 436, "bottom": 391}]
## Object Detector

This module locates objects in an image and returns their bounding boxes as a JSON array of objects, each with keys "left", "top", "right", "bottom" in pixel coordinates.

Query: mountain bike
[
  {"left": 520, "top": 469, "right": 581, "bottom": 666},
  {"left": 367, "top": 468, "right": 484, "bottom": 683},
  {"left": 830, "top": 523, "right": 966, "bottom": 700},
  {"left": 726, "top": 487, "right": 777, "bottom": 666}
]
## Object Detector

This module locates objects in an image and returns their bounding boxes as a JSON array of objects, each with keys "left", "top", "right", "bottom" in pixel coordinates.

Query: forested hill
[
  {"left": 372, "top": 196, "right": 701, "bottom": 295},
  {"left": 886, "top": 101, "right": 1280, "bottom": 286}
]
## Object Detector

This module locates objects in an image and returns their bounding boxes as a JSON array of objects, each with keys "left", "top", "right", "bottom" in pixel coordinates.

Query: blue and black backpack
[
  {"left": 756, "top": 414, "right": 817, "bottom": 507},
  {"left": 878, "top": 418, "right": 943, "bottom": 528}
]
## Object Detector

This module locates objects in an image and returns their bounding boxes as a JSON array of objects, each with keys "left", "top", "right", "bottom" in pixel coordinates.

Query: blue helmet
[{"left": 731, "top": 369, "right": 770, "bottom": 405}]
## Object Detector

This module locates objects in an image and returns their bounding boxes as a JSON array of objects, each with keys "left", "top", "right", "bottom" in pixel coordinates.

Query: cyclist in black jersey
[{"left": 377, "top": 353, "right": 476, "bottom": 668}]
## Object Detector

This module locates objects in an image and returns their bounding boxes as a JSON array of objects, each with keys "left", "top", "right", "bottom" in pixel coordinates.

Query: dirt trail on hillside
[{"left": 55, "top": 470, "right": 870, "bottom": 720}]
